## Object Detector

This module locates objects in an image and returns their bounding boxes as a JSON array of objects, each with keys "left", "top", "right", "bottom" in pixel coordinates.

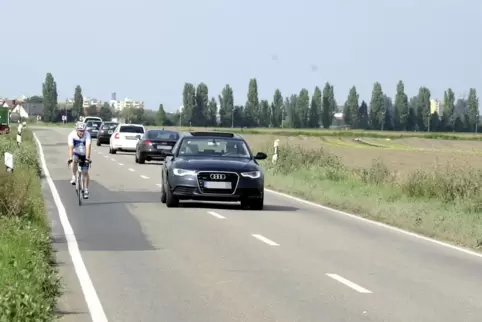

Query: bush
[
  {"left": 262, "top": 143, "right": 482, "bottom": 249},
  {"left": 0, "top": 130, "right": 61, "bottom": 321}
]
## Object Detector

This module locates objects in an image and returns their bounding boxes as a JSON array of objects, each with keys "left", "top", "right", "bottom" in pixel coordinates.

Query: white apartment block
[{"left": 110, "top": 97, "right": 144, "bottom": 111}]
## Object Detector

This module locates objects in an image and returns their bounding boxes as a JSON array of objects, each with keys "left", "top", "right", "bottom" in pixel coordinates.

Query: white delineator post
[
  {"left": 272, "top": 139, "right": 280, "bottom": 164},
  {"left": 4, "top": 152, "right": 13, "bottom": 173}
]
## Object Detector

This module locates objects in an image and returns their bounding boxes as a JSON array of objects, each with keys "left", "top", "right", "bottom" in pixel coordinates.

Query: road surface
[{"left": 34, "top": 127, "right": 482, "bottom": 322}]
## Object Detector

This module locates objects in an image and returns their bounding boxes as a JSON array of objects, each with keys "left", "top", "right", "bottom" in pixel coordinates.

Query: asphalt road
[{"left": 34, "top": 127, "right": 482, "bottom": 322}]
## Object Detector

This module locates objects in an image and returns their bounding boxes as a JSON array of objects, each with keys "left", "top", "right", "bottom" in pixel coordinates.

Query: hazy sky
[{"left": 1, "top": 0, "right": 481, "bottom": 112}]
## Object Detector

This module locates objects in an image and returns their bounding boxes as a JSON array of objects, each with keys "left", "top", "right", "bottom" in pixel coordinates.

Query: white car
[{"left": 109, "top": 123, "right": 145, "bottom": 154}]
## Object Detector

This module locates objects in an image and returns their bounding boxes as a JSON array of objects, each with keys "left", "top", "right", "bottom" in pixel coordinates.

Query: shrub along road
[
  {"left": 0, "top": 129, "right": 60, "bottom": 321},
  {"left": 29, "top": 126, "right": 482, "bottom": 322}
]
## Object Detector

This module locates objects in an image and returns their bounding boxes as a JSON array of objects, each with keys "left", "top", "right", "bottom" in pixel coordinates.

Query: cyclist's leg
[
  {"left": 71, "top": 154, "right": 79, "bottom": 184},
  {"left": 79, "top": 156, "right": 90, "bottom": 198}
]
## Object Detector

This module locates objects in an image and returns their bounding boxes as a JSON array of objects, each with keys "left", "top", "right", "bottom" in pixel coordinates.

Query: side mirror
[{"left": 254, "top": 152, "right": 267, "bottom": 160}]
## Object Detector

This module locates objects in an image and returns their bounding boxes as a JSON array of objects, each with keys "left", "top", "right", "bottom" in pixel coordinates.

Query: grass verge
[
  {"left": 0, "top": 130, "right": 61, "bottom": 321},
  {"left": 260, "top": 143, "right": 482, "bottom": 250}
]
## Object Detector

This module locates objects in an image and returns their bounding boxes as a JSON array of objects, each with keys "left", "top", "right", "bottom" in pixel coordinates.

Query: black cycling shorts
[{"left": 73, "top": 154, "right": 90, "bottom": 170}]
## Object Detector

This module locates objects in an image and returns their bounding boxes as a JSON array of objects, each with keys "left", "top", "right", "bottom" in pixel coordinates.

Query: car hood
[{"left": 173, "top": 157, "right": 259, "bottom": 172}]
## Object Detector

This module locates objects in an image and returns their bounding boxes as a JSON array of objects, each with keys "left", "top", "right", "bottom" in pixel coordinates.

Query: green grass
[
  {"left": 259, "top": 143, "right": 482, "bottom": 250},
  {"left": 0, "top": 130, "right": 61, "bottom": 321}
]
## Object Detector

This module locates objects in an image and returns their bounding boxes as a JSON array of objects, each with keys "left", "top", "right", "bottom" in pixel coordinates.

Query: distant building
[{"left": 430, "top": 99, "right": 442, "bottom": 115}]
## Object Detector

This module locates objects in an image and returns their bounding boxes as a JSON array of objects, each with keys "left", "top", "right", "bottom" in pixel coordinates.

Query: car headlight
[
  {"left": 173, "top": 168, "right": 197, "bottom": 176},
  {"left": 241, "top": 171, "right": 261, "bottom": 179}
]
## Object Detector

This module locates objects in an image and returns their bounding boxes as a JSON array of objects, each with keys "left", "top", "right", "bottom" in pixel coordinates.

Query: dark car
[
  {"left": 96, "top": 121, "right": 119, "bottom": 146},
  {"left": 135, "top": 129, "right": 180, "bottom": 164},
  {"left": 160, "top": 131, "right": 267, "bottom": 210},
  {"left": 85, "top": 120, "right": 102, "bottom": 138}
]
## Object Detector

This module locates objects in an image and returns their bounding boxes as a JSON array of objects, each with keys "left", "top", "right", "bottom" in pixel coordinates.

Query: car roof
[
  {"left": 119, "top": 123, "right": 144, "bottom": 127},
  {"left": 180, "top": 131, "right": 242, "bottom": 139},
  {"left": 147, "top": 128, "right": 178, "bottom": 133}
]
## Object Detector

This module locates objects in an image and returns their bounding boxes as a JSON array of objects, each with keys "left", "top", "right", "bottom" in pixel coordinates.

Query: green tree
[
  {"left": 72, "top": 85, "right": 84, "bottom": 120},
  {"left": 259, "top": 100, "right": 270, "bottom": 127},
  {"left": 42, "top": 72, "right": 58, "bottom": 122},
  {"left": 442, "top": 88, "right": 455, "bottom": 131},
  {"left": 271, "top": 89, "right": 283, "bottom": 128},
  {"left": 206, "top": 98, "right": 218, "bottom": 126},
  {"left": 25, "top": 95, "right": 43, "bottom": 103},
  {"left": 466, "top": 88, "right": 479, "bottom": 131},
  {"left": 308, "top": 86, "right": 322, "bottom": 128},
  {"left": 219, "top": 85, "right": 234, "bottom": 127},
  {"left": 358, "top": 100, "right": 369, "bottom": 129},
  {"left": 416, "top": 87, "right": 431, "bottom": 131},
  {"left": 244, "top": 78, "right": 259, "bottom": 127},
  {"left": 156, "top": 104, "right": 166, "bottom": 126},
  {"left": 194, "top": 83, "right": 209, "bottom": 126},
  {"left": 99, "top": 102, "right": 113, "bottom": 120},
  {"left": 394, "top": 80, "right": 408, "bottom": 130},
  {"left": 87, "top": 104, "right": 97, "bottom": 116},
  {"left": 382, "top": 95, "right": 393, "bottom": 130},
  {"left": 182, "top": 83, "right": 196, "bottom": 126},
  {"left": 369, "top": 82, "right": 384, "bottom": 130},
  {"left": 295, "top": 88, "right": 310, "bottom": 128},
  {"left": 321, "top": 82, "right": 334, "bottom": 128},
  {"left": 342, "top": 86, "right": 359, "bottom": 128},
  {"left": 132, "top": 107, "right": 145, "bottom": 123}
]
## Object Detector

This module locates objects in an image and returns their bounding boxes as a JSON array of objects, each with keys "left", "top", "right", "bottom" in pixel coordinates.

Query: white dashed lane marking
[
  {"left": 128, "top": 168, "right": 135, "bottom": 172},
  {"left": 326, "top": 273, "right": 372, "bottom": 293},
  {"left": 252, "top": 234, "right": 279, "bottom": 246},
  {"left": 207, "top": 211, "right": 226, "bottom": 219},
  {"left": 140, "top": 175, "right": 149, "bottom": 179}
]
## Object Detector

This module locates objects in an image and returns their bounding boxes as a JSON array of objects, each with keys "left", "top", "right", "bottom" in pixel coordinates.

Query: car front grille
[{"left": 197, "top": 171, "right": 239, "bottom": 194}]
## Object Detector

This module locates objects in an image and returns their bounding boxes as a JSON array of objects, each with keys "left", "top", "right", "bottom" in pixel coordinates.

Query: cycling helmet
[{"left": 75, "top": 122, "right": 87, "bottom": 131}]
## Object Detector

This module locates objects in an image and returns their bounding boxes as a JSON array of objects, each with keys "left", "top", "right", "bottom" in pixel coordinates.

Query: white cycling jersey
[{"left": 67, "top": 130, "right": 92, "bottom": 156}]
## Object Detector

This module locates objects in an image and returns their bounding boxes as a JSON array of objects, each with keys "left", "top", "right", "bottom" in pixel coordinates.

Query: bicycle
[{"left": 68, "top": 158, "right": 91, "bottom": 206}]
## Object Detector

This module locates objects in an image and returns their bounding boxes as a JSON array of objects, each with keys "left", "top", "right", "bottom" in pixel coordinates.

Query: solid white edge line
[
  {"left": 128, "top": 168, "right": 135, "bottom": 172},
  {"left": 140, "top": 175, "right": 149, "bottom": 179},
  {"left": 33, "top": 133, "right": 108, "bottom": 322},
  {"left": 207, "top": 211, "right": 226, "bottom": 219},
  {"left": 252, "top": 234, "right": 279, "bottom": 246},
  {"left": 326, "top": 273, "right": 372, "bottom": 294},
  {"left": 264, "top": 188, "right": 482, "bottom": 259}
]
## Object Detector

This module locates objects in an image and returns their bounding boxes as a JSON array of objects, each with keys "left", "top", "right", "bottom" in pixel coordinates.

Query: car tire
[
  {"left": 135, "top": 152, "right": 139, "bottom": 163},
  {"left": 160, "top": 183, "right": 167, "bottom": 204},
  {"left": 96, "top": 139, "right": 101, "bottom": 146},
  {"left": 138, "top": 152, "right": 145, "bottom": 164},
  {"left": 165, "top": 180, "right": 179, "bottom": 207}
]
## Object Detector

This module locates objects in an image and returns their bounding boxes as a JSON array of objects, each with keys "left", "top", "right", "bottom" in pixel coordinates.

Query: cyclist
[{"left": 67, "top": 122, "right": 92, "bottom": 199}]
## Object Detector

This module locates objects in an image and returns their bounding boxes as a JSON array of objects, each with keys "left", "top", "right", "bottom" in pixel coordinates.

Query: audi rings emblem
[{"left": 210, "top": 173, "right": 226, "bottom": 180}]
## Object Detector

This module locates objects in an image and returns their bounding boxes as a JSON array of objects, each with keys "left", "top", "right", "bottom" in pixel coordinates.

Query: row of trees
[
  {"left": 38, "top": 72, "right": 480, "bottom": 132},
  {"left": 164, "top": 79, "right": 479, "bottom": 132}
]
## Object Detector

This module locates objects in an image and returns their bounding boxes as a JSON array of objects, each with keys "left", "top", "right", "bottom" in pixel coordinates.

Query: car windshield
[
  {"left": 88, "top": 121, "right": 101, "bottom": 127},
  {"left": 146, "top": 130, "right": 179, "bottom": 140},
  {"left": 120, "top": 125, "right": 144, "bottom": 133},
  {"left": 101, "top": 123, "right": 118, "bottom": 130},
  {"left": 178, "top": 138, "right": 251, "bottom": 158}
]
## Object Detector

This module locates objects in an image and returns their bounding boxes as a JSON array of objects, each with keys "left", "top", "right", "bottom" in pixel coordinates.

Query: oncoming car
[{"left": 160, "top": 131, "right": 267, "bottom": 210}]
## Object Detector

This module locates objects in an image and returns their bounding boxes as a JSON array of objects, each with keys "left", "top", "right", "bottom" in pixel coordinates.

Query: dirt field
[{"left": 242, "top": 134, "right": 482, "bottom": 174}]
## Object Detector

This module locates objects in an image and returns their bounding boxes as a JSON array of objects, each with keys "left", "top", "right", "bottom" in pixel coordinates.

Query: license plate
[
  {"left": 204, "top": 181, "right": 231, "bottom": 189},
  {"left": 126, "top": 136, "right": 137, "bottom": 140},
  {"left": 108, "top": 130, "right": 113, "bottom": 134},
  {"left": 92, "top": 130, "right": 98, "bottom": 132},
  {"left": 157, "top": 145, "right": 172, "bottom": 150}
]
